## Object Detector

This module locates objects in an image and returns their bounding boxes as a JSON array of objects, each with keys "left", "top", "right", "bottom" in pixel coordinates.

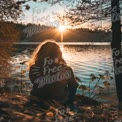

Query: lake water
[{"left": 10, "top": 44, "right": 118, "bottom": 105}]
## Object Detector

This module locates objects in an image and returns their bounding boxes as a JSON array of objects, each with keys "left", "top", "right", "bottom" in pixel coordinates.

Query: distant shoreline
[{"left": 15, "top": 42, "right": 122, "bottom": 46}]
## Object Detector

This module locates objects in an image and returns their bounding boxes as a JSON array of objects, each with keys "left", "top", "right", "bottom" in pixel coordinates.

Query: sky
[
  {"left": 20, "top": 1, "right": 72, "bottom": 25},
  {"left": 19, "top": 0, "right": 113, "bottom": 30}
]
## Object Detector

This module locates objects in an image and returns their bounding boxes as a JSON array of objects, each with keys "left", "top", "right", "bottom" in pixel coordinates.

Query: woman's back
[
  {"left": 29, "top": 40, "right": 78, "bottom": 104},
  {"left": 29, "top": 63, "right": 78, "bottom": 102}
]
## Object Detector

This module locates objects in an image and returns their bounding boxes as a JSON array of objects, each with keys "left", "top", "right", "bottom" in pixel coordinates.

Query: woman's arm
[{"left": 29, "top": 64, "right": 41, "bottom": 84}]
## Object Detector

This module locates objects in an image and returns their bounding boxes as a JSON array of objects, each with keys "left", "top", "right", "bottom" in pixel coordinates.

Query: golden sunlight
[
  {"left": 60, "top": 45, "right": 64, "bottom": 52},
  {"left": 59, "top": 25, "right": 66, "bottom": 32}
]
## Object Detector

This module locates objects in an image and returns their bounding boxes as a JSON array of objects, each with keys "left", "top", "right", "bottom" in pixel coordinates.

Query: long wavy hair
[{"left": 29, "top": 40, "right": 66, "bottom": 69}]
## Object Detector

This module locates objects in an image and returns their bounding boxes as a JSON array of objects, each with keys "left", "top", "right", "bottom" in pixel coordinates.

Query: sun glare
[{"left": 59, "top": 25, "right": 66, "bottom": 32}]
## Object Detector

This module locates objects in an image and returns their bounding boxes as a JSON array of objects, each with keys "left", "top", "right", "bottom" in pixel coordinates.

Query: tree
[
  {"left": 0, "top": 0, "right": 21, "bottom": 78},
  {"left": 0, "top": 22, "right": 19, "bottom": 77},
  {"left": 63, "top": 0, "right": 112, "bottom": 30},
  {"left": 111, "top": 0, "right": 122, "bottom": 105},
  {"left": 0, "top": 0, "right": 22, "bottom": 21}
]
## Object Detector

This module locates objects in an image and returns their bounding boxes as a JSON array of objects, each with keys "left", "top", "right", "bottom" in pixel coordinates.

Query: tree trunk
[{"left": 111, "top": 0, "right": 122, "bottom": 103}]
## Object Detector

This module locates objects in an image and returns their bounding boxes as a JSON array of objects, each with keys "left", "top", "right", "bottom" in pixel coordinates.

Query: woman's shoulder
[
  {"left": 60, "top": 64, "right": 73, "bottom": 71},
  {"left": 64, "top": 63, "right": 72, "bottom": 68}
]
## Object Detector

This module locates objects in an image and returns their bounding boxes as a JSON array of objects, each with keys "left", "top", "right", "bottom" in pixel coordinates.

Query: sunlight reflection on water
[{"left": 60, "top": 45, "right": 114, "bottom": 82}]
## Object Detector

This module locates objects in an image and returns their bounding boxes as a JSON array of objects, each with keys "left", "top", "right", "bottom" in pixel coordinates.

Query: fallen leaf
[
  {"left": 46, "top": 112, "right": 54, "bottom": 118},
  {"left": 21, "top": 70, "right": 26, "bottom": 75},
  {"left": 103, "top": 81, "right": 110, "bottom": 87},
  {"left": 79, "top": 85, "right": 88, "bottom": 91}
]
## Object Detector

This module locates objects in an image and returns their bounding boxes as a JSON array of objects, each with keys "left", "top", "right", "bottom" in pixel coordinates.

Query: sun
[{"left": 59, "top": 25, "right": 66, "bottom": 32}]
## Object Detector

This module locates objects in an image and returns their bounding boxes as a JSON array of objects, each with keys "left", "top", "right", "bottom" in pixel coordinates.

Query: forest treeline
[{"left": 6, "top": 21, "right": 113, "bottom": 42}]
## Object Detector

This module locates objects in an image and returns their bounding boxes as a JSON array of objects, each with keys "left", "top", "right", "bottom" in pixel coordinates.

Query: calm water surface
[{"left": 62, "top": 45, "right": 113, "bottom": 82}]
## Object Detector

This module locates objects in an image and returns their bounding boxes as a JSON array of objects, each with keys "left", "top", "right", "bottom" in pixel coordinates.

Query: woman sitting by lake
[{"left": 29, "top": 40, "right": 78, "bottom": 105}]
